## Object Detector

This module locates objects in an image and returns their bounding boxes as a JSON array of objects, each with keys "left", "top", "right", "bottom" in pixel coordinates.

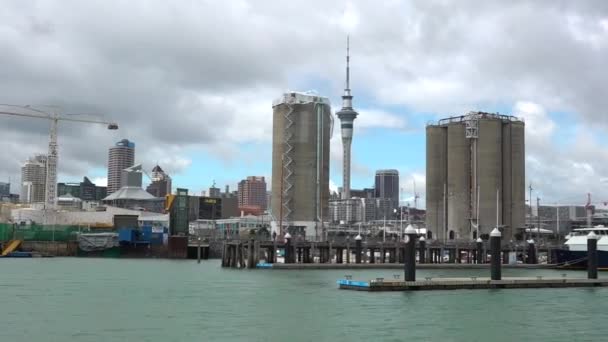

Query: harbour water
[{"left": 1, "top": 258, "right": 607, "bottom": 341}]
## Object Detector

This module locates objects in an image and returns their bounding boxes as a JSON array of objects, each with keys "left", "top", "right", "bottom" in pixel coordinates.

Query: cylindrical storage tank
[
  {"left": 271, "top": 92, "right": 332, "bottom": 232},
  {"left": 425, "top": 126, "right": 447, "bottom": 241},
  {"left": 447, "top": 124, "right": 470, "bottom": 240},
  {"left": 477, "top": 118, "right": 502, "bottom": 236},
  {"left": 510, "top": 121, "right": 526, "bottom": 239},
  {"left": 271, "top": 101, "right": 287, "bottom": 226},
  {"left": 501, "top": 122, "right": 513, "bottom": 240}
]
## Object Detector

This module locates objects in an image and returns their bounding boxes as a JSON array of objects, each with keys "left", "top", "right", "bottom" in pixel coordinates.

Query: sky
[{"left": 1, "top": 1, "right": 608, "bottom": 208}]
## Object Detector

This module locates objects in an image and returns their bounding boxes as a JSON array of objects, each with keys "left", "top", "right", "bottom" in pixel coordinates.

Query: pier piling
[
  {"left": 476, "top": 238, "right": 483, "bottom": 264},
  {"left": 588, "top": 232, "right": 598, "bottom": 279},
  {"left": 247, "top": 239, "right": 254, "bottom": 268},
  {"left": 404, "top": 225, "right": 417, "bottom": 282},
  {"left": 284, "top": 233, "right": 292, "bottom": 264},
  {"left": 526, "top": 240, "right": 537, "bottom": 264},
  {"left": 355, "top": 234, "right": 362, "bottom": 264},
  {"left": 490, "top": 228, "right": 502, "bottom": 281}
]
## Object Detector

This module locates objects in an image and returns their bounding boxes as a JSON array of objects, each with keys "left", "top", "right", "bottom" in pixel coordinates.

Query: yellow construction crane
[{"left": 0, "top": 104, "right": 118, "bottom": 208}]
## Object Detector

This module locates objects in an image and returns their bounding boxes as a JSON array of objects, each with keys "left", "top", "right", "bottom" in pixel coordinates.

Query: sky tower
[{"left": 336, "top": 36, "right": 359, "bottom": 200}]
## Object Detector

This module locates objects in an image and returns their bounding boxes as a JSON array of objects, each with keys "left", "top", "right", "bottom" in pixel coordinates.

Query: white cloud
[
  {"left": 357, "top": 109, "right": 407, "bottom": 130},
  {"left": 91, "top": 177, "right": 107, "bottom": 187},
  {"left": 2, "top": 1, "right": 608, "bottom": 205}
]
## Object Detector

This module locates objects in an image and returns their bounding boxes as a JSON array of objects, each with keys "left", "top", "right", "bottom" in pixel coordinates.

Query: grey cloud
[{"left": 1, "top": 0, "right": 607, "bottom": 205}]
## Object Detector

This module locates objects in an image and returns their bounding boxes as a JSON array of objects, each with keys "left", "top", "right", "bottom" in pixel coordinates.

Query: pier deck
[
  {"left": 257, "top": 263, "right": 557, "bottom": 270},
  {"left": 337, "top": 277, "right": 608, "bottom": 291}
]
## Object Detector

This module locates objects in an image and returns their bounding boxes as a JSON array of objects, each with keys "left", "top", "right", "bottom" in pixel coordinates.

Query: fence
[{"left": 0, "top": 223, "right": 109, "bottom": 242}]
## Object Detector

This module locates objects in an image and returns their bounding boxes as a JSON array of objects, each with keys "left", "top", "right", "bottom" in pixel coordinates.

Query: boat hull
[{"left": 553, "top": 249, "right": 608, "bottom": 269}]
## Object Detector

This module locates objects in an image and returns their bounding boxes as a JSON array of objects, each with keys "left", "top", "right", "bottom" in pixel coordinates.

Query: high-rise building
[
  {"left": 21, "top": 154, "right": 47, "bottom": 203},
  {"left": 336, "top": 37, "right": 359, "bottom": 200},
  {"left": 146, "top": 165, "right": 172, "bottom": 198},
  {"left": 271, "top": 91, "right": 332, "bottom": 237},
  {"left": 238, "top": 176, "right": 267, "bottom": 211},
  {"left": 208, "top": 184, "right": 221, "bottom": 198},
  {"left": 0, "top": 182, "right": 9, "bottom": 197},
  {"left": 426, "top": 112, "right": 525, "bottom": 241},
  {"left": 375, "top": 169, "right": 399, "bottom": 213},
  {"left": 350, "top": 188, "right": 375, "bottom": 199},
  {"left": 107, "top": 139, "right": 135, "bottom": 195},
  {"left": 57, "top": 176, "right": 107, "bottom": 201}
]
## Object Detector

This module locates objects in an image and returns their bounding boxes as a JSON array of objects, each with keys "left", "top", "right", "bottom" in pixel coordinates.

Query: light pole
[{"left": 394, "top": 207, "right": 403, "bottom": 240}]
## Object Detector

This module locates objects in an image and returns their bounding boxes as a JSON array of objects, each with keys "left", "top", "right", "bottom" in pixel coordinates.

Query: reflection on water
[{"left": 0, "top": 258, "right": 606, "bottom": 342}]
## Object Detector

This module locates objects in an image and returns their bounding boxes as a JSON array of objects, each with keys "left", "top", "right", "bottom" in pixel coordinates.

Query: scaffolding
[
  {"left": 464, "top": 112, "right": 480, "bottom": 238},
  {"left": 282, "top": 99, "right": 295, "bottom": 225}
]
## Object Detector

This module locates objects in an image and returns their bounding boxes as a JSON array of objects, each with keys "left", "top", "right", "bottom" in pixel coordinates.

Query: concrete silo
[
  {"left": 425, "top": 112, "right": 525, "bottom": 241},
  {"left": 447, "top": 123, "right": 470, "bottom": 240},
  {"left": 425, "top": 125, "right": 447, "bottom": 241},
  {"left": 271, "top": 92, "right": 332, "bottom": 239}
]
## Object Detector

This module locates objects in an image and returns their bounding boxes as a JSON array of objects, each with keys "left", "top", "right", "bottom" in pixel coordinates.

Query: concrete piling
[
  {"left": 476, "top": 238, "right": 483, "bottom": 264},
  {"left": 355, "top": 234, "right": 362, "bottom": 264},
  {"left": 588, "top": 232, "right": 598, "bottom": 279},
  {"left": 247, "top": 239, "right": 254, "bottom": 268},
  {"left": 197, "top": 237, "right": 202, "bottom": 264},
  {"left": 419, "top": 237, "right": 426, "bottom": 263},
  {"left": 490, "top": 228, "right": 502, "bottom": 281},
  {"left": 404, "top": 225, "right": 417, "bottom": 281},
  {"left": 284, "top": 233, "right": 292, "bottom": 264},
  {"left": 346, "top": 242, "right": 351, "bottom": 264},
  {"left": 526, "top": 240, "right": 537, "bottom": 264}
]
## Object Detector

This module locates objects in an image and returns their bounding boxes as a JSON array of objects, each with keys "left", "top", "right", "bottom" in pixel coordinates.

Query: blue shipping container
[{"left": 118, "top": 228, "right": 136, "bottom": 243}]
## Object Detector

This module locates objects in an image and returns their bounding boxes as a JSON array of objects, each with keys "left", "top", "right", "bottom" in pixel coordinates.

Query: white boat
[{"left": 564, "top": 226, "right": 608, "bottom": 251}]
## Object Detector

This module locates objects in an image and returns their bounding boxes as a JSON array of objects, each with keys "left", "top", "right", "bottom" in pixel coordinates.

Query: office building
[
  {"left": 146, "top": 165, "right": 172, "bottom": 198},
  {"left": 107, "top": 139, "right": 135, "bottom": 195},
  {"left": 21, "top": 154, "right": 47, "bottom": 203},
  {"left": 57, "top": 176, "right": 107, "bottom": 201},
  {"left": 238, "top": 176, "right": 267, "bottom": 211},
  {"left": 426, "top": 112, "right": 525, "bottom": 241},
  {"left": 375, "top": 169, "right": 399, "bottom": 211},
  {"left": 0, "top": 182, "right": 9, "bottom": 197}
]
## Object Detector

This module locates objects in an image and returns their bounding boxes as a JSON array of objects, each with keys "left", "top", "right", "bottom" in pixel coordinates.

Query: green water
[{"left": 1, "top": 258, "right": 606, "bottom": 341}]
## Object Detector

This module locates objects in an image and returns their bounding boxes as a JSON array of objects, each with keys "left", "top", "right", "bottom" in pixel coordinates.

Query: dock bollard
[
  {"left": 490, "top": 228, "right": 502, "bottom": 281},
  {"left": 404, "top": 224, "right": 418, "bottom": 282},
  {"left": 419, "top": 236, "right": 426, "bottom": 264},
  {"left": 526, "top": 239, "right": 537, "bottom": 264},
  {"left": 355, "top": 234, "right": 362, "bottom": 264},
  {"left": 476, "top": 238, "right": 483, "bottom": 264},
  {"left": 588, "top": 231, "right": 598, "bottom": 279},
  {"left": 284, "top": 233, "right": 292, "bottom": 264}
]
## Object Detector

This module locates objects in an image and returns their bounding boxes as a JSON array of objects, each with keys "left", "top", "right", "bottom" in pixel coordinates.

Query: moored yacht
[{"left": 554, "top": 225, "right": 608, "bottom": 269}]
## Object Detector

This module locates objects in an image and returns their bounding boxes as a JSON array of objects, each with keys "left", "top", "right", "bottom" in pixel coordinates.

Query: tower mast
[{"left": 336, "top": 35, "right": 359, "bottom": 200}]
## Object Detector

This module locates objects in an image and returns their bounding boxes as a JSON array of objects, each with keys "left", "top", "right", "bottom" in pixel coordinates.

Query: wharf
[
  {"left": 257, "top": 263, "right": 556, "bottom": 270},
  {"left": 337, "top": 277, "right": 608, "bottom": 291},
  {"left": 221, "top": 238, "right": 561, "bottom": 269}
]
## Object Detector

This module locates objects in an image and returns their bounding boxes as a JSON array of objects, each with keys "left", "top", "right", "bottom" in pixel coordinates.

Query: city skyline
[{"left": 1, "top": 2, "right": 608, "bottom": 209}]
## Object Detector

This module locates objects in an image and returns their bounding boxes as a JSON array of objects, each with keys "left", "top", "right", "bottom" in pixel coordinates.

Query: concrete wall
[{"left": 21, "top": 241, "right": 77, "bottom": 256}]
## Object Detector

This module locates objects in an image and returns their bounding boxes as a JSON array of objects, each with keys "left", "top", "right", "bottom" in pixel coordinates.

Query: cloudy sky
[{"left": 1, "top": 1, "right": 608, "bottom": 208}]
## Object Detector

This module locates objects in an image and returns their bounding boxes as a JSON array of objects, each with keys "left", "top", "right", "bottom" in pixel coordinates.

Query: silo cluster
[{"left": 426, "top": 112, "right": 525, "bottom": 241}]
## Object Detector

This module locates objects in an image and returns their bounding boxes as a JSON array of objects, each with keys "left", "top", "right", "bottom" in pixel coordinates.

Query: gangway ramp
[{"left": 1, "top": 240, "right": 22, "bottom": 256}]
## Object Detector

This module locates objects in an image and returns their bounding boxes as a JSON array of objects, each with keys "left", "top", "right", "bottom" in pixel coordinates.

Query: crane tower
[{"left": 0, "top": 105, "right": 118, "bottom": 208}]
